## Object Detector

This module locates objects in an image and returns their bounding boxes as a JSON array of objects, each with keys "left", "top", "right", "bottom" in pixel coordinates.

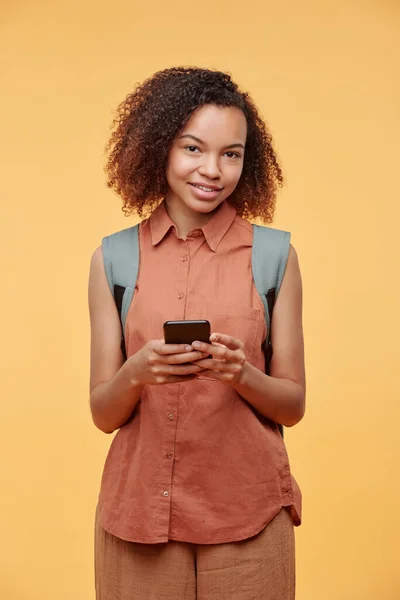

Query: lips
[
  {"left": 188, "top": 182, "right": 224, "bottom": 201},
  {"left": 189, "top": 183, "right": 223, "bottom": 192}
]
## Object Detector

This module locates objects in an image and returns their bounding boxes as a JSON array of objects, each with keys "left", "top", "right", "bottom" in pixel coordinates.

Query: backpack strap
[
  {"left": 102, "top": 224, "right": 140, "bottom": 360},
  {"left": 252, "top": 223, "right": 291, "bottom": 355},
  {"left": 252, "top": 224, "right": 291, "bottom": 436},
  {"left": 100, "top": 221, "right": 290, "bottom": 428}
]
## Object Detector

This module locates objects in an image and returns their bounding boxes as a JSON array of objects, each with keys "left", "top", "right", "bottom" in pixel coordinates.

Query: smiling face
[{"left": 165, "top": 104, "right": 247, "bottom": 219}]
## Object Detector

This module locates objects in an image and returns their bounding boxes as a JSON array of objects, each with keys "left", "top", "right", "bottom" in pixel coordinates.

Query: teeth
[{"left": 193, "top": 184, "right": 218, "bottom": 192}]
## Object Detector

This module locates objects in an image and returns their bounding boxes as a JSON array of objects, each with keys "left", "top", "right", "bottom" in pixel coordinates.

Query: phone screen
[{"left": 163, "top": 320, "right": 211, "bottom": 345}]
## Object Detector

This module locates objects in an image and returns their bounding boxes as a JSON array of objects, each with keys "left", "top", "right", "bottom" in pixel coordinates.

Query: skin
[
  {"left": 89, "top": 104, "right": 305, "bottom": 434},
  {"left": 165, "top": 104, "right": 247, "bottom": 237}
]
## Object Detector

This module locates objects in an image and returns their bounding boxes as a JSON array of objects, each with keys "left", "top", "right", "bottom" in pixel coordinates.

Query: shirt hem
[{"left": 98, "top": 501, "right": 301, "bottom": 546}]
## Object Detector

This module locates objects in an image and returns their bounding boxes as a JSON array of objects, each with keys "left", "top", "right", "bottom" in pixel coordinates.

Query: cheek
[
  {"left": 225, "top": 163, "right": 244, "bottom": 188},
  {"left": 167, "top": 151, "right": 194, "bottom": 183}
]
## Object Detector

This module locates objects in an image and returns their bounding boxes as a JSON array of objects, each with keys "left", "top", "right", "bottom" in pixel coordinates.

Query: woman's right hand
[
  {"left": 127, "top": 340, "right": 207, "bottom": 386},
  {"left": 89, "top": 245, "right": 208, "bottom": 431}
]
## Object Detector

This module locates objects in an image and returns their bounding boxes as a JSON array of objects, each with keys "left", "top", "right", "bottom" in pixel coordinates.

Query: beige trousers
[{"left": 95, "top": 508, "right": 295, "bottom": 600}]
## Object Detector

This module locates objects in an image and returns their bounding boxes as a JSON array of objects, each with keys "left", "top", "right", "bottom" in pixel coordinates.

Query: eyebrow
[{"left": 179, "top": 134, "right": 245, "bottom": 150}]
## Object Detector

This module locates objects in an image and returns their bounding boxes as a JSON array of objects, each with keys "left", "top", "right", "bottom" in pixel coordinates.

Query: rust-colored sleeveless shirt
[{"left": 98, "top": 200, "right": 301, "bottom": 544}]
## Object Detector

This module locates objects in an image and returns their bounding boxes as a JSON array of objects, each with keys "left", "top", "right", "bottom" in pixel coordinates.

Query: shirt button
[
  {"left": 181, "top": 256, "right": 188, "bottom": 262},
  {"left": 166, "top": 452, "right": 173, "bottom": 459},
  {"left": 177, "top": 293, "right": 184, "bottom": 300},
  {"left": 168, "top": 413, "right": 174, "bottom": 420},
  {"left": 163, "top": 491, "right": 169, "bottom": 497}
]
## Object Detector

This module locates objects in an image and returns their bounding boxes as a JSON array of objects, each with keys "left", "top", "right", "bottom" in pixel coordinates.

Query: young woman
[{"left": 89, "top": 67, "right": 305, "bottom": 600}]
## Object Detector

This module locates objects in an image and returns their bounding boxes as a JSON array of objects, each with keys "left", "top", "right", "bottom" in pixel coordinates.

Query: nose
[{"left": 198, "top": 155, "right": 221, "bottom": 179}]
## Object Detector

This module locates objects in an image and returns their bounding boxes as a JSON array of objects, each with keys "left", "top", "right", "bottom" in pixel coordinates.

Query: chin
[
  {"left": 196, "top": 203, "right": 223, "bottom": 215},
  {"left": 191, "top": 200, "right": 220, "bottom": 212},
  {"left": 185, "top": 194, "right": 227, "bottom": 213}
]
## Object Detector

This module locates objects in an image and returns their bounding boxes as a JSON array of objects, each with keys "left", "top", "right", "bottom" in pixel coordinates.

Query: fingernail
[
  {"left": 185, "top": 345, "right": 192, "bottom": 352},
  {"left": 192, "top": 341, "right": 201, "bottom": 349}
]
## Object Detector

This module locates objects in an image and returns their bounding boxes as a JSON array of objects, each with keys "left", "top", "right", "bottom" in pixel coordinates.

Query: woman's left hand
[{"left": 191, "top": 333, "right": 247, "bottom": 384}]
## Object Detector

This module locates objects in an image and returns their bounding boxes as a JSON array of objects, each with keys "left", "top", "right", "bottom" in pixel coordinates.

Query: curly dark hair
[{"left": 105, "top": 67, "right": 283, "bottom": 223}]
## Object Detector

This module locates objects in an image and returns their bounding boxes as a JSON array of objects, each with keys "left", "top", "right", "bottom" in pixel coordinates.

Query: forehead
[{"left": 181, "top": 104, "right": 247, "bottom": 143}]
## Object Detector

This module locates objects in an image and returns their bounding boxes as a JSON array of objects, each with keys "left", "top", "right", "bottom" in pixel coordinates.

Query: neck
[{"left": 165, "top": 194, "right": 220, "bottom": 238}]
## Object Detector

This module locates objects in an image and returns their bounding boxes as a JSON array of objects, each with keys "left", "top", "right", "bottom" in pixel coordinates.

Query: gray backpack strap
[
  {"left": 252, "top": 224, "right": 291, "bottom": 436},
  {"left": 252, "top": 224, "right": 291, "bottom": 349},
  {"left": 102, "top": 224, "right": 140, "bottom": 359}
]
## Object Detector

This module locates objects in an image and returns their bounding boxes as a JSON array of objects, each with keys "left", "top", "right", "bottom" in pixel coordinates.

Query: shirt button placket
[
  {"left": 161, "top": 407, "right": 176, "bottom": 520},
  {"left": 161, "top": 240, "right": 189, "bottom": 526},
  {"left": 176, "top": 241, "right": 189, "bottom": 306}
]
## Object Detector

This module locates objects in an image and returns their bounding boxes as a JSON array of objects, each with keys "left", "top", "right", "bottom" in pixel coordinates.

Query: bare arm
[
  {"left": 234, "top": 244, "right": 306, "bottom": 426},
  {"left": 192, "top": 245, "right": 306, "bottom": 427},
  {"left": 88, "top": 246, "right": 208, "bottom": 434},
  {"left": 88, "top": 246, "right": 143, "bottom": 434}
]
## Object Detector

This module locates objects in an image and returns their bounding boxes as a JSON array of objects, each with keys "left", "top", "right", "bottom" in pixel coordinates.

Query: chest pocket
[{"left": 200, "top": 304, "right": 264, "bottom": 364}]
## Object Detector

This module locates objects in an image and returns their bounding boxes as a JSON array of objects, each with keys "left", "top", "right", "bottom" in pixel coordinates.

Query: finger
[
  {"left": 152, "top": 340, "right": 195, "bottom": 355},
  {"left": 191, "top": 341, "right": 237, "bottom": 361},
  {"left": 209, "top": 333, "right": 244, "bottom": 350},
  {"left": 194, "top": 359, "right": 241, "bottom": 374},
  {"left": 155, "top": 363, "right": 204, "bottom": 376},
  {"left": 192, "top": 358, "right": 219, "bottom": 370},
  {"left": 163, "top": 351, "right": 209, "bottom": 365}
]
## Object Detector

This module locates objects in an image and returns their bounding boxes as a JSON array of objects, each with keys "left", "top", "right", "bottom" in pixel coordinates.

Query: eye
[
  {"left": 224, "top": 151, "right": 241, "bottom": 159},
  {"left": 185, "top": 145, "right": 200, "bottom": 153}
]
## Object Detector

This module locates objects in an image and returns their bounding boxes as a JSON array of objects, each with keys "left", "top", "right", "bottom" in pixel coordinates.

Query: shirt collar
[
  {"left": 149, "top": 201, "right": 237, "bottom": 252},
  {"left": 149, "top": 201, "right": 176, "bottom": 246},
  {"left": 201, "top": 201, "right": 237, "bottom": 251}
]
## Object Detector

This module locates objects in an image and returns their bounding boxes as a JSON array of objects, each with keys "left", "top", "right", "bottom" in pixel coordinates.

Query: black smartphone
[{"left": 163, "top": 320, "right": 211, "bottom": 345}]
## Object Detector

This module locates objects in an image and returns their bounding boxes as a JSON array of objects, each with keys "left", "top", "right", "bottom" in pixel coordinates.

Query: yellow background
[{"left": 1, "top": 0, "right": 399, "bottom": 598}]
